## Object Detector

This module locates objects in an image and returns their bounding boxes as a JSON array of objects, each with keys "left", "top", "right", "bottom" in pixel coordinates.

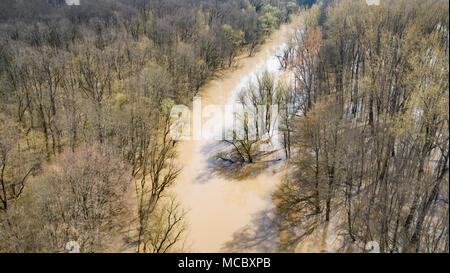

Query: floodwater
[{"left": 173, "top": 18, "right": 301, "bottom": 252}]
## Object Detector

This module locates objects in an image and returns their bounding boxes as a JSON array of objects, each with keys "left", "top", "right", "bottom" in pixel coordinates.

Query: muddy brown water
[{"left": 172, "top": 18, "right": 303, "bottom": 252}]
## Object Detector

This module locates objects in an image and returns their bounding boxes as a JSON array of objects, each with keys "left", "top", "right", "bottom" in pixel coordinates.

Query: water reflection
[{"left": 222, "top": 209, "right": 280, "bottom": 252}]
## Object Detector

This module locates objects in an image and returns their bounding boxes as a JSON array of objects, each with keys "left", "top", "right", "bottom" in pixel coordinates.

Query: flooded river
[{"left": 173, "top": 18, "right": 301, "bottom": 252}]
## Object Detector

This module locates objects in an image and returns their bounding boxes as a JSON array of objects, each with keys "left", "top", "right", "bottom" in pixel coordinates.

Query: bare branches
[{"left": 275, "top": 0, "right": 449, "bottom": 253}]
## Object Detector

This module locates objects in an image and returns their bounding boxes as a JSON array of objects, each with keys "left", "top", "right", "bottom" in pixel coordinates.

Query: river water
[{"left": 172, "top": 18, "right": 301, "bottom": 252}]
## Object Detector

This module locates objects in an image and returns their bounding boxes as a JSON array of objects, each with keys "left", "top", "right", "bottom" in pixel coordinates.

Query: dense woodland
[
  {"left": 0, "top": 0, "right": 448, "bottom": 253},
  {"left": 0, "top": 0, "right": 300, "bottom": 252},
  {"left": 272, "top": 0, "right": 449, "bottom": 253}
]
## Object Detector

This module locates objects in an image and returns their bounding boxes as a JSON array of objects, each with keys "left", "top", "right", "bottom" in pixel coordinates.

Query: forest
[
  {"left": 0, "top": 0, "right": 448, "bottom": 253},
  {"left": 0, "top": 0, "right": 300, "bottom": 252},
  {"left": 272, "top": 0, "right": 449, "bottom": 253}
]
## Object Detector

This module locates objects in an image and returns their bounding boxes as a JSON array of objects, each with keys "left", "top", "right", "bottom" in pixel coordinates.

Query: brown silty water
[{"left": 172, "top": 17, "right": 303, "bottom": 252}]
